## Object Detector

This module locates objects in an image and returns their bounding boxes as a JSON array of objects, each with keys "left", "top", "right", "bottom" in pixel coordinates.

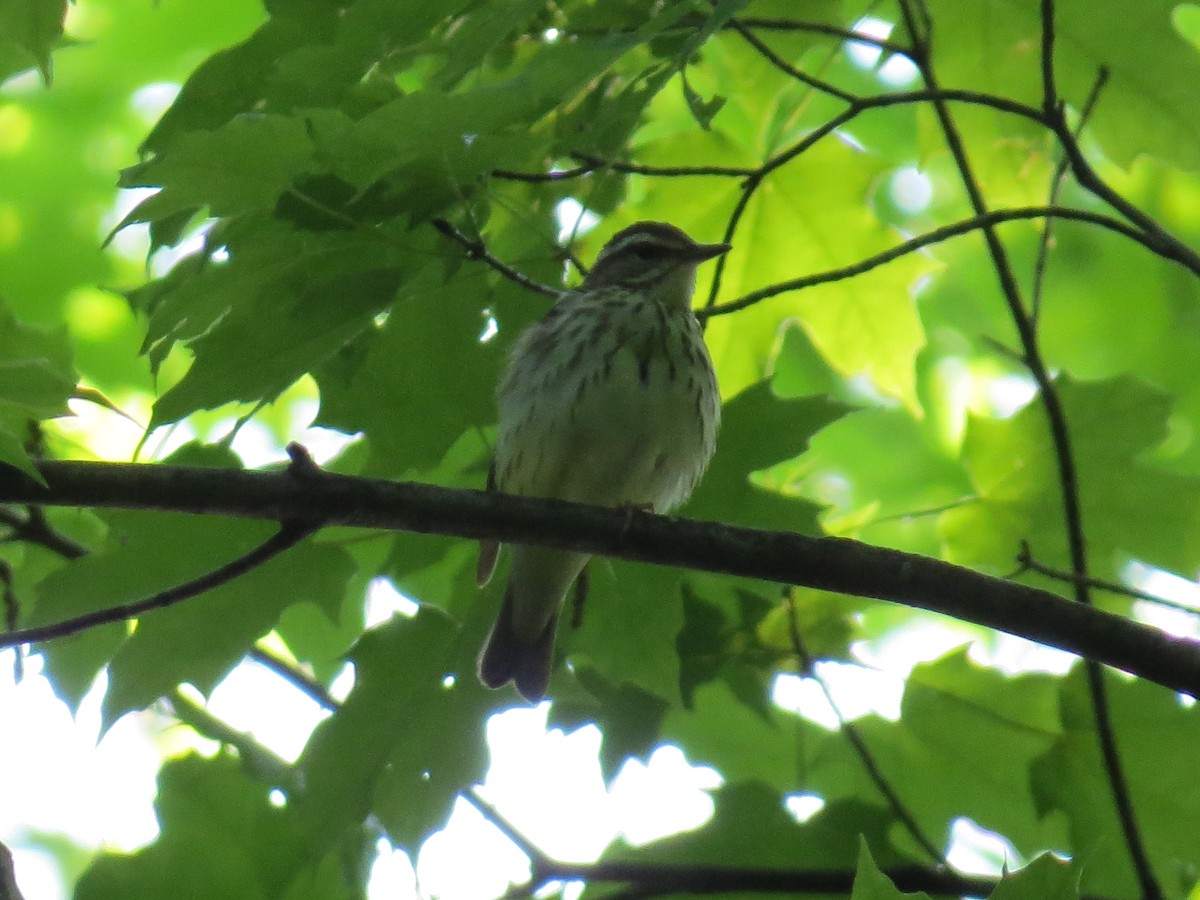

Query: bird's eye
[{"left": 630, "top": 244, "right": 665, "bottom": 260}]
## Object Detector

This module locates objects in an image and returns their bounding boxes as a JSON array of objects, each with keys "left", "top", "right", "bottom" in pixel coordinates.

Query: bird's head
[{"left": 581, "top": 222, "right": 730, "bottom": 309}]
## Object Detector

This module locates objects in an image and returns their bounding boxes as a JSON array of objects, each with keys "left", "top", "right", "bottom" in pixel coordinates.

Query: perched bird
[{"left": 477, "top": 221, "right": 727, "bottom": 701}]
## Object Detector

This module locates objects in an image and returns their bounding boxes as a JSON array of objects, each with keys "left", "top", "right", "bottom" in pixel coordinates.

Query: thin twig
[
  {"left": 1030, "top": 68, "right": 1109, "bottom": 323},
  {"left": 784, "top": 594, "right": 945, "bottom": 865},
  {"left": 1015, "top": 542, "right": 1200, "bottom": 616},
  {"left": 569, "top": 152, "right": 757, "bottom": 178},
  {"left": 0, "top": 507, "right": 88, "bottom": 560},
  {"left": 491, "top": 163, "right": 596, "bottom": 183},
  {"left": 1047, "top": 104, "right": 1200, "bottom": 275},
  {"left": 167, "top": 689, "right": 299, "bottom": 791},
  {"left": 729, "top": 21, "right": 856, "bottom": 102},
  {"left": 430, "top": 218, "right": 563, "bottom": 299},
  {"left": 1, "top": 483, "right": 341, "bottom": 709},
  {"left": 464, "top": 789, "right": 547, "bottom": 867},
  {"left": 900, "top": 1, "right": 1160, "bottom": 894},
  {"left": 732, "top": 17, "right": 912, "bottom": 57},
  {"left": 0, "top": 521, "right": 315, "bottom": 647},
  {"left": 700, "top": 206, "right": 1155, "bottom": 320},
  {"left": 248, "top": 645, "right": 340, "bottom": 711}
]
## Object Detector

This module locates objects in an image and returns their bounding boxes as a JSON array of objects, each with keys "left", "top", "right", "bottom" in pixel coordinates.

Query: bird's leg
[{"left": 616, "top": 501, "right": 654, "bottom": 543}]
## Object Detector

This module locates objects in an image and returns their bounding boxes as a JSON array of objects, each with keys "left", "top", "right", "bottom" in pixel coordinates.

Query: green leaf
[
  {"left": 151, "top": 264, "right": 403, "bottom": 426},
  {"left": 680, "top": 71, "right": 726, "bottom": 130},
  {"left": 805, "top": 649, "right": 1062, "bottom": 860},
  {"left": 119, "top": 114, "right": 317, "bottom": 224},
  {"left": 942, "top": 376, "right": 1200, "bottom": 584},
  {"left": 988, "top": 853, "right": 1079, "bottom": 900},
  {"left": 685, "top": 381, "right": 841, "bottom": 532},
  {"left": 662, "top": 680, "right": 805, "bottom": 792},
  {"left": 74, "top": 753, "right": 356, "bottom": 900},
  {"left": 293, "top": 603, "right": 501, "bottom": 852},
  {"left": 0, "top": 0, "right": 65, "bottom": 84},
  {"left": 103, "top": 539, "right": 355, "bottom": 726},
  {"left": 549, "top": 668, "right": 671, "bottom": 779},
  {"left": 782, "top": 404, "right": 974, "bottom": 556},
  {"left": 1031, "top": 667, "right": 1200, "bottom": 898},
  {"left": 314, "top": 266, "right": 504, "bottom": 476},
  {"left": 0, "top": 297, "right": 75, "bottom": 479},
  {"left": 566, "top": 560, "right": 689, "bottom": 703},
  {"left": 604, "top": 781, "right": 909, "bottom": 870},
  {"left": 852, "top": 837, "right": 928, "bottom": 900}
]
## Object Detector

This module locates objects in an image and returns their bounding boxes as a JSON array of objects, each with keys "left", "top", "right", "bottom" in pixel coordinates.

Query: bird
[{"left": 476, "top": 221, "right": 727, "bottom": 701}]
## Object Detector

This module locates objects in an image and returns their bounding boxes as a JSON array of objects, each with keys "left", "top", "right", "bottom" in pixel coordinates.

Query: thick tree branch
[{"left": 1, "top": 460, "right": 1198, "bottom": 697}]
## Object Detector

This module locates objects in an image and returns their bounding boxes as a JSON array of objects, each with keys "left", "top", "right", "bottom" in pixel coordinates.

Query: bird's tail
[
  {"left": 477, "top": 546, "right": 588, "bottom": 701},
  {"left": 477, "top": 585, "right": 559, "bottom": 701}
]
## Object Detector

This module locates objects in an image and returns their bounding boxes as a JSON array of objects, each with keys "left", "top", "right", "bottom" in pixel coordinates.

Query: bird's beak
[{"left": 688, "top": 241, "right": 732, "bottom": 262}]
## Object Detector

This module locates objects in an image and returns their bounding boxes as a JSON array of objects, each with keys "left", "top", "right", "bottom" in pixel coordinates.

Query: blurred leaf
[
  {"left": 74, "top": 753, "right": 356, "bottom": 900},
  {"left": 604, "top": 781, "right": 910, "bottom": 869},
  {"left": 942, "top": 376, "right": 1200, "bottom": 583},
  {"left": 293, "top": 602, "right": 502, "bottom": 852},
  {"left": 851, "top": 838, "right": 927, "bottom": 900},
  {"left": 0, "top": 0, "right": 65, "bottom": 84},
  {"left": 0, "top": 297, "right": 75, "bottom": 479},
  {"left": 988, "top": 853, "right": 1079, "bottom": 899},
  {"left": 1032, "top": 668, "right": 1200, "bottom": 898},
  {"left": 103, "top": 538, "right": 354, "bottom": 727},
  {"left": 805, "top": 649, "right": 1062, "bottom": 859},
  {"left": 928, "top": 0, "right": 1200, "bottom": 172}
]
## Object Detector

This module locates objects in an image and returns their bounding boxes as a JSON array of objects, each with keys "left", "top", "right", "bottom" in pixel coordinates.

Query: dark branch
[
  {"left": 1031, "top": 68, "right": 1109, "bottom": 323},
  {"left": 431, "top": 218, "right": 563, "bottom": 299},
  {"left": 569, "top": 153, "right": 757, "bottom": 178},
  {"left": 167, "top": 690, "right": 298, "bottom": 791},
  {"left": 248, "top": 646, "right": 340, "bottom": 711},
  {"left": 2, "top": 520, "right": 314, "bottom": 647},
  {"left": 730, "top": 21, "right": 856, "bottom": 102},
  {"left": 0, "top": 506, "right": 88, "bottom": 559},
  {"left": 700, "top": 206, "right": 1156, "bottom": 320},
  {"left": 1016, "top": 542, "right": 1200, "bottom": 617},
  {"left": 491, "top": 163, "right": 596, "bottom": 183},
  {"left": 731, "top": 17, "right": 913, "bottom": 57},
  {"left": 1039, "top": 0, "right": 1059, "bottom": 116},
  {"left": 1, "top": 460, "right": 1198, "bottom": 698},
  {"left": 902, "top": 3, "right": 1160, "bottom": 894},
  {"left": 784, "top": 595, "right": 945, "bottom": 865}
]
